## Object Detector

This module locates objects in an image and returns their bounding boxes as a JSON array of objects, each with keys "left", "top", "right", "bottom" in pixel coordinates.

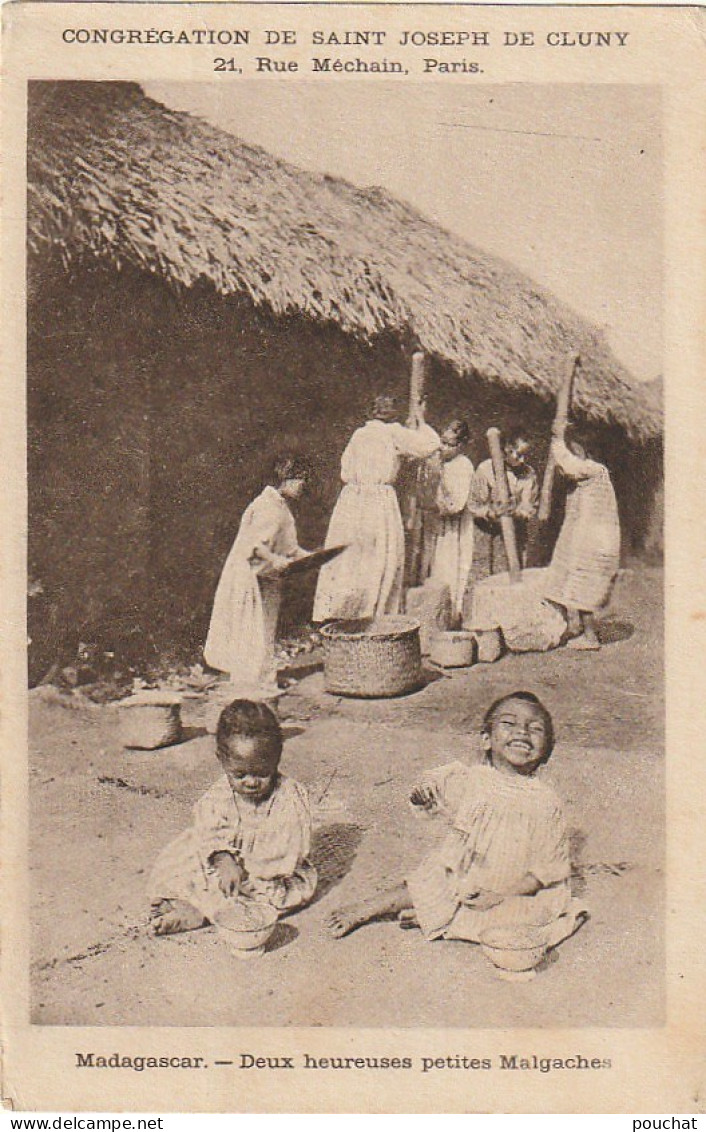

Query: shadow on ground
[
  {"left": 310, "top": 822, "right": 364, "bottom": 903},
  {"left": 597, "top": 617, "right": 635, "bottom": 645},
  {"left": 267, "top": 921, "right": 299, "bottom": 954},
  {"left": 179, "top": 725, "right": 209, "bottom": 744}
]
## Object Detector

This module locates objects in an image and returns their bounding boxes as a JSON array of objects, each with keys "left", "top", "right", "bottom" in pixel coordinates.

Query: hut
[{"left": 26, "top": 81, "right": 663, "bottom": 679}]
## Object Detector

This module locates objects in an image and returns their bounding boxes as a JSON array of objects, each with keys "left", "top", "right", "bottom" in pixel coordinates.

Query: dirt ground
[{"left": 30, "top": 567, "right": 664, "bottom": 1028}]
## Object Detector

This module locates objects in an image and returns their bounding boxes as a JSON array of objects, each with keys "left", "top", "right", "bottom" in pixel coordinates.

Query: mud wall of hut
[{"left": 27, "top": 257, "right": 662, "bottom": 679}]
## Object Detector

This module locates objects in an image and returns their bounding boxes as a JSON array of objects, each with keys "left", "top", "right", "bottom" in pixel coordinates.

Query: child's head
[
  {"left": 480, "top": 691, "right": 554, "bottom": 776},
  {"left": 216, "top": 699, "right": 283, "bottom": 801},
  {"left": 501, "top": 425, "right": 532, "bottom": 472},
  {"left": 368, "top": 393, "right": 399, "bottom": 423},
  {"left": 440, "top": 419, "right": 470, "bottom": 460},
  {"left": 565, "top": 424, "right": 605, "bottom": 465},
  {"left": 271, "top": 454, "right": 310, "bottom": 501}
]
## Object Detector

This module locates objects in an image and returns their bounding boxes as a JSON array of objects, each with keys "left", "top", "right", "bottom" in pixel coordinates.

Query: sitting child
[
  {"left": 326, "top": 691, "right": 586, "bottom": 959},
  {"left": 150, "top": 699, "right": 317, "bottom": 935}
]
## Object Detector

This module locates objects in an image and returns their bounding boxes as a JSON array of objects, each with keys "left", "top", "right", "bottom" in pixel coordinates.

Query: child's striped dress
[
  {"left": 150, "top": 773, "right": 317, "bottom": 922},
  {"left": 544, "top": 438, "right": 620, "bottom": 613},
  {"left": 406, "top": 761, "right": 584, "bottom": 948}
]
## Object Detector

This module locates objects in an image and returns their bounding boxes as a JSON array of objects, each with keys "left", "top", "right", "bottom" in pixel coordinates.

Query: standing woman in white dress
[
  {"left": 427, "top": 420, "right": 475, "bottom": 626},
  {"left": 544, "top": 423, "right": 620, "bottom": 650},
  {"left": 313, "top": 394, "right": 439, "bottom": 623},
  {"left": 204, "top": 455, "right": 310, "bottom": 692}
]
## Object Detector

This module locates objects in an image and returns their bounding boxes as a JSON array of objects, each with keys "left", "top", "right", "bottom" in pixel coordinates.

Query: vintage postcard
[{"left": 1, "top": 0, "right": 705, "bottom": 1114}]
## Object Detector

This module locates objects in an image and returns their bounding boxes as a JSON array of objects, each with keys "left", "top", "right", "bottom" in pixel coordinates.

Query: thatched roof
[{"left": 28, "top": 81, "right": 661, "bottom": 441}]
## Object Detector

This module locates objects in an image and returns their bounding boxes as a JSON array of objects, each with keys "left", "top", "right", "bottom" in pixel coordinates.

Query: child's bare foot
[
  {"left": 151, "top": 899, "right": 207, "bottom": 936},
  {"left": 325, "top": 902, "right": 375, "bottom": 939},
  {"left": 567, "top": 634, "right": 600, "bottom": 651}
]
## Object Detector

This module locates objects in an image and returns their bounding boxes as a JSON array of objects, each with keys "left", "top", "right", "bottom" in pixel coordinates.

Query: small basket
[
  {"left": 118, "top": 691, "right": 183, "bottom": 750},
  {"left": 475, "top": 629, "right": 504, "bottom": 664},
  {"left": 321, "top": 616, "right": 422, "bottom": 698},
  {"left": 429, "top": 630, "right": 475, "bottom": 668}
]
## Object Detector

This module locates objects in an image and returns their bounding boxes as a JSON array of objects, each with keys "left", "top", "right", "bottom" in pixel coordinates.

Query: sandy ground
[{"left": 30, "top": 567, "right": 664, "bottom": 1028}]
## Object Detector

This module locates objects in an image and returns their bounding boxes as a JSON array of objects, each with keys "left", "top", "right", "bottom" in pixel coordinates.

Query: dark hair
[
  {"left": 216, "top": 699, "right": 283, "bottom": 764},
  {"left": 501, "top": 422, "right": 531, "bottom": 449},
  {"left": 565, "top": 423, "right": 605, "bottom": 465},
  {"left": 368, "top": 394, "right": 398, "bottom": 422},
  {"left": 481, "top": 691, "right": 555, "bottom": 756},
  {"left": 443, "top": 419, "right": 470, "bottom": 446},
  {"left": 271, "top": 453, "right": 310, "bottom": 486}
]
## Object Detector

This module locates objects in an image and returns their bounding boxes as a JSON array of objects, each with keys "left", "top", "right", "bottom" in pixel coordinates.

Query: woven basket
[
  {"left": 429, "top": 630, "right": 475, "bottom": 668},
  {"left": 118, "top": 692, "right": 183, "bottom": 750},
  {"left": 321, "top": 617, "right": 422, "bottom": 698}
]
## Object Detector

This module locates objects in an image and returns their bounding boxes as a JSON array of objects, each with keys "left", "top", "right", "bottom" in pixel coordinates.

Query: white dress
[
  {"left": 149, "top": 773, "right": 317, "bottom": 922},
  {"left": 406, "top": 762, "right": 584, "bottom": 947},
  {"left": 313, "top": 420, "right": 439, "bottom": 622},
  {"left": 544, "top": 439, "right": 620, "bottom": 613},
  {"left": 429, "top": 454, "right": 475, "bottom": 619},
  {"left": 204, "top": 486, "right": 300, "bottom": 687}
]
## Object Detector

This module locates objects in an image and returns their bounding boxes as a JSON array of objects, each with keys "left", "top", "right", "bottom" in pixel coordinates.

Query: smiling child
[{"left": 326, "top": 691, "right": 586, "bottom": 960}]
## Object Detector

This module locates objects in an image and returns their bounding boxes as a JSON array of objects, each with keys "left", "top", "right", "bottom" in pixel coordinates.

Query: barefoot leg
[
  {"left": 151, "top": 899, "right": 208, "bottom": 936},
  {"left": 564, "top": 608, "right": 582, "bottom": 639},
  {"left": 326, "top": 882, "right": 412, "bottom": 939},
  {"left": 580, "top": 612, "right": 600, "bottom": 646},
  {"left": 567, "top": 612, "right": 601, "bottom": 651}
]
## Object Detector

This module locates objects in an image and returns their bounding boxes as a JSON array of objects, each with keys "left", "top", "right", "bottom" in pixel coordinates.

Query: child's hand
[
  {"left": 270, "top": 554, "right": 292, "bottom": 573},
  {"left": 461, "top": 888, "right": 505, "bottom": 911},
  {"left": 409, "top": 783, "right": 441, "bottom": 812},
  {"left": 492, "top": 498, "right": 516, "bottom": 519},
  {"left": 211, "top": 851, "right": 243, "bottom": 897}
]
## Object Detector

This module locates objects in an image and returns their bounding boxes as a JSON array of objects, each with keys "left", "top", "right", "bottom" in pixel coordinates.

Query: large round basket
[{"left": 321, "top": 617, "right": 423, "bottom": 698}]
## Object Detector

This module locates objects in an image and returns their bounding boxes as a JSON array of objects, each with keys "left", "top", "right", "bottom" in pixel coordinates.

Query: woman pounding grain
[
  {"left": 544, "top": 422, "right": 620, "bottom": 650},
  {"left": 313, "top": 394, "right": 439, "bottom": 623},
  {"left": 461, "top": 425, "right": 538, "bottom": 621}
]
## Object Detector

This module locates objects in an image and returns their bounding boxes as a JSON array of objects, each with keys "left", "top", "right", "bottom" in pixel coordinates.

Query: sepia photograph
[{"left": 25, "top": 75, "right": 665, "bottom": 1030}]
